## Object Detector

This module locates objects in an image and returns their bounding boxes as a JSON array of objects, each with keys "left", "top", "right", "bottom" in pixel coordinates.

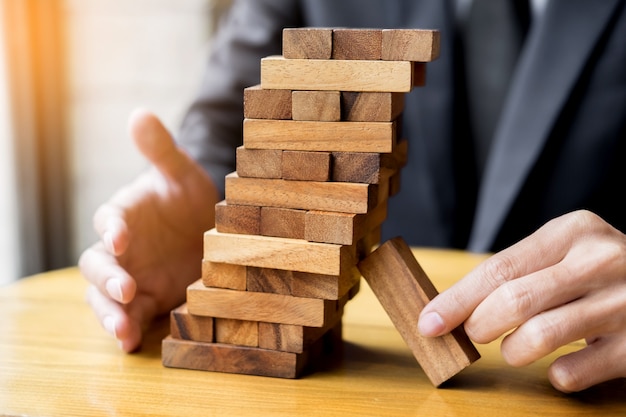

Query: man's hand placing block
[{"left": 357, "top": 237, "right": 480, "bottom": 387}]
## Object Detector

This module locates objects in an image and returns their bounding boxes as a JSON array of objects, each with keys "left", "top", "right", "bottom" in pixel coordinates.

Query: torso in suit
[{"left": 178, "top": 0, "right": 626, "bottom": 252}]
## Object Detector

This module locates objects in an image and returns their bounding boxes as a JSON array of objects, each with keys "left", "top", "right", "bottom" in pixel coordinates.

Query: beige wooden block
[
  {"left": 214, "top": 318, "right": 258, "bottom": 347},
  {"left": 282, "top": 28, "right": 332, "bottom": 59},
  {"left": 243, "top": 84, "right": 292, "bottom": 120},
  {"left": 332, "top": 28, "right": 382, "bottom": 60},
  {"left": 225, "top": 172, "right": 377, "bottom": 214},
  {"left": 236, "top": 146, "right": 282, "bottom": 179},
  {"left": 243, "top": 119, "right": 396, "bottom": 153},
  {"left": 170, "top": 303, "right": 214, "bottom": 343},
  {"left": 282, "top": 150, "right": 331, "bottom": 181},
  {"left": 341, "top": 91, "right": 404, "bottom": 122},
  {"left": 214, "top": 200, "right": 261, "bottom": 235},
  {"left": 357, "top": 237, "right": 480, "bottom": 387},
  {"left": 187, "top": 279, "right": 335, "bottom": 327},
  {"left": 203, "top": 228, "right": 355, "bottom": 276},
  {"left": 291, "top": 267, "right": 361, "bottom": 301},
  {"left": 201, "top": 260, "right": 247, "bottom": 290},
  {"left": 292, "top": 90, "right": 340, "bottom": 122},
  {"left": 260, "top": 206, "right": 306, "bottom": 240},
  {"left": 246, "top": 266, "right": 292, "bottom": 295},
  {"left": 261, "top": 56, "right": 414, "bottom": 92},
  {"left": 381, "top": 29, "right": 440, "bottom": 62}
]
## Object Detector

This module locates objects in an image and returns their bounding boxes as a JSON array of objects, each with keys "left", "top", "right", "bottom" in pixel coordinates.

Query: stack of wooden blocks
[{"left": 162, "top": 27, "right": 446, "bottom": 379}]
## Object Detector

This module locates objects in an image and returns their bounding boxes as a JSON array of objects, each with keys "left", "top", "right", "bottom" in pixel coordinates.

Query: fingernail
[
  {"left": 106, "top": 278, "right": 124, "bottom": 303},
  {"left": 418, "top": 312, "right": 445, "bottom": 336},
  {"left": 103, "top": 316, "right": 118, "bottom": 339},
  {"left": 103, "top": 231, "right": 115, "bottom": 254}
]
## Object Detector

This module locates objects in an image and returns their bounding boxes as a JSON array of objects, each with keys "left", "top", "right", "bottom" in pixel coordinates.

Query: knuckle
[
  {"left": 481, "top": 255, "right": 518, "bottom": 290},
  {"left": 504, "top": 318, "right": 557, "bottom": 367},
  {"left": 499, "top": 282, "right": 534, "bottom": 320}
]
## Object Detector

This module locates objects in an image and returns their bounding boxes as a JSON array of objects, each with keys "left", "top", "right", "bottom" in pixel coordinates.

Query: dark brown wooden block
[
  {"left": 246, "top": 266, "right": 292, "bottom": 295},
  {"left": 381, "top": 29, "right": 440, "bottom": 62},
  {"left": 291, "top": 267, "right": 361, "bottom": 300},
  {"left": 243, "top": 84, "right": 292, "bottom": 120},
  {"left": 332, "top": 28, "right": 382, "bottom": 60},
  {"left": 282, "top": 150, "right": 331, "bottom": 182},
  {"left": 332, "top": 152, "right": 383, "bottom": 184},
  {"left": 260, "top": 206, "right": 306, "bottom": 240},
  {"left": 214, "top": 200, "right": 261, "bottom": 235},
  {"left": 283, "top": 28, "right": 332, "bottom": 59},
  {"left": 170, "top": 303, "right": 214, "bottom": 343},
  {"left": 292, "top": 90, "right": 341, "bottom": 122},
  {"left": 214, "top": 318, "right": 258, "bottom": 347},
  {"left": 357, "top": 237, "right": 480, "bottom": 387},
  {"left": 201, "top": 260, "right": 247, "bottom": 290},
  {"left": 341, "top": 92, "right": 404, "bottom": 122},
  {"left": 236, "top": 146, "right": 282, "bottom": 179}
]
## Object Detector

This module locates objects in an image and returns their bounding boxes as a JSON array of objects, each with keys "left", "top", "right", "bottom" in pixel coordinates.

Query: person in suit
[{"left": 78, "top": 0, "right": 626, "bottom": 392}]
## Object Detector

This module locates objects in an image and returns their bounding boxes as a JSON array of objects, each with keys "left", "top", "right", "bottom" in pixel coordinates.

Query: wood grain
[
  {"left": 261, "top": 56, "right": 414, "bottom": 93},
  {"left": 291, "top": 267, "right": 361, "bottom": 300},
  {"left": 169, "top": 303, "right": 214, "bottom": 343},
  {"left": 331, "top": 152, "right": 385, "bottom": 184},
  {"left": 246, "top": 266, "right": 293, "bottom": 295},
  {"left": 332, "top": 28, "right": 382, "bottom": 60},
  {"left": 292, "top": 90, "right": 341, "bottom": 122},
  {"left": 236, "top": 146, "right": 282, "bottom": 179},
  {"left": 243, "top": 118, "right": 396, "bottom": 153},
  {"left": 357, "top": 237, "right": 481, "bottom": 387},
  {"left": 381, "top": 29, "right": 440, "bottom": 62},
  {"left": 281, "top": 150, "right": 331, "bottom": 181},
  {"left": 201, "top": 260, "right": 247, "bottom": 290},
  {"left": 341, "top": 91, "right": 405, "bottom": 122},
  {"left": 282, "top": 28, "right": 332, "bottom": 59},
  {"left": 260, "top": 206, "right": 306, "bottom": 240},
  {"left": 214, "top": 200, "right": 261, "bottom": 235},
  {"left": 214, "top": 318, "right": 258, "bottom": 347},
  {"left": 243, "top": 84, "right": 292, "bottom": 120}
]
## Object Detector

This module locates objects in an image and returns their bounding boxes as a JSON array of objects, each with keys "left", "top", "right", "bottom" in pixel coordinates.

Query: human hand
[
  {"left": 418, "top": 210, "right": 626, "bottom": 392},
  {"left": 78, "top": 109, "right": 219, "bottom": 352}
]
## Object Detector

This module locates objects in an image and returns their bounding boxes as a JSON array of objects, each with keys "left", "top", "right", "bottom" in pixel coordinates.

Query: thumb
[{"left": 128, "top": 108, "right": 190, "bottom": 180}]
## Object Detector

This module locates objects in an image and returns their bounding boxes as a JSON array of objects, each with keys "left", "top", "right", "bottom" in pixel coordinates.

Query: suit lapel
[{"left": 468, "top": 0, "right": 622, "bottom": 251}]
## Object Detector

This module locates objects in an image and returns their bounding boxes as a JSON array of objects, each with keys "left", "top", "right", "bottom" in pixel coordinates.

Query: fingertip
[
  {"left": 128, "top": 107, "right": 175, "bottom": 164},
  {"left": 417, "top": 311, "right": 446, "bottom": 336}
]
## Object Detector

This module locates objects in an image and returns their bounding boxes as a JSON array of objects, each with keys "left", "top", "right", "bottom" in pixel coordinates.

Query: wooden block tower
[{"left": 162, "top": 28, "right": 448, "bottom": 379}]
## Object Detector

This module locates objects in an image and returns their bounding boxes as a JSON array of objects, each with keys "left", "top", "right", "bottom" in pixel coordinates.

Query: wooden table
[{"left": 1, "top": 248, "right": 625, "bottom": 416}]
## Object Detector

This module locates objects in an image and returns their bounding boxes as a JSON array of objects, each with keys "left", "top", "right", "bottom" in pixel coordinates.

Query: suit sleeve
[{"left": 176, "top": 0, "right": 302, "bottom": 196}]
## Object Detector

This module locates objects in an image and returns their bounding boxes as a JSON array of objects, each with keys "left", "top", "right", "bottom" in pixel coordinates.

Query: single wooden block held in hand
[
  {"left": 236, "top": 146, "right": 283, "bottom": 179},
  {"left": 292, "top": 91, "right": 341, "bottom": 122},
  {"left": 282, "top": 150, "right": 331, "bottom": 181},
  {"left": 357, "top": 237, "right": 480, "bottom": 387},
  {"left": 381, "top": 29, "right": 440, "bottom": 62},
  {"left": 243, "top": 85, "right": 292, "bottom": 120},
  {"left": 283, "top": 28, "right": 332, "bottom": 59},
  {"left": 332, "top": 28, "right": 382, "bottom": 60}
]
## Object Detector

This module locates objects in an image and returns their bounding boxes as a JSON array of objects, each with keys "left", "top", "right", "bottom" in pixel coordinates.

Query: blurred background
[{"left": 0, "top": 0, "right": 232, "bottom": 285}]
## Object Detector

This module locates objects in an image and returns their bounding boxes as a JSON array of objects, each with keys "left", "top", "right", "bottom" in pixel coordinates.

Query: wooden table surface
[{"left": 1, "top": 248, "right": 625, "bottom": 416}]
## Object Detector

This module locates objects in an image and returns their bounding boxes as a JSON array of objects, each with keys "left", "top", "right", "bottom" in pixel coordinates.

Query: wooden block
[
  {"left": 162, "top": 336, "right": 307, "bottom": 378},
  {"left": 225, "top": 172, "right": 378, "bottom": 214},
  {"left": 261, "top": 56, "right": 414, "bottom": 93},
  {"left": 236, "top": 146, "right": 282, "bottom": 179},
  {"left": 214, "top": 318, "right": 258, "bottom": 347},
  {"left": 292, "top": 91, "right": 340, "bottom": 122},
  {"left": 304, "top": 201, "right": 387, "bottom": 246},
  {"left": 356, "top": 226, "right": 382, "bottom": 259},
  {"left": 381, "top": 29, "right": 440, "bottom": 62},
  {"left": 243, "top": 119, "right": 396, "bottom": 153},
  {"left": 282, "top": 28, "right": 332, "bottom": 59},
  {"left": 214, "top": 200, "right": 261, "bottom": 235},
  {"left": 246, "top": 266, "right": 292, "bottom": 295},
  {"left": 204, "top": 228, "right": 355, "bottom": 276},
  {"left": 282, "top": 150, "right": 331, "bottom": 181},
  {"left": 332, "top": 28, "right": 382, "bottom": 60},
  {"left": 341, "top": 91, "right": 404, "bottom": 122},
  {"left": 201, "top": 260, "right": 247, "bottom": 290},
  {"left": 243, "top": 84, "right": 292, "bottom": 120},
  {"left": 170, "top": 303, "right": 214, "bottom": 343},
  {"left": 187, "top": 279, "right": 336, "bottom": 327},
  {"left": 291, "top": 267, "right": 361, "bottom": 300},
  {"left": 357, "top": 237, "right": 480, "bottom": 387},
  {"left": 332, "top": 152, "right": 383, "bottom": 184},
  {"left": 260, "top": 206, "right": 306, "bottom": 240}
]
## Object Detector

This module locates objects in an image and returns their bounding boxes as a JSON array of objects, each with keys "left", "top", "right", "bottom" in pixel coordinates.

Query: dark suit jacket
[{"left": 178, "top": 0, "right": 626, "bottom": 252}]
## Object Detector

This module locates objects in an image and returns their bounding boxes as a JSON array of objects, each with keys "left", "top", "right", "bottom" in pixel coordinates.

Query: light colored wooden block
[
  {"left": 203, "top": 228, "right": 355, "bottom": 276},
  {"left": 332, "top": 28, "right": 382, "bottom": 60},
  {"left": 214, "top": 318, "right": 258, "bottom": 347},
  {"left": 187, "top": 279, "right": 335, "bottom": 327},
  {"left": 214, "top": 200, "right": 261, "bottom": 235},
  {"left": 341, "top": 91, "right": 404, "bottom": 122},
  {"left": 243, "top": 119, "right": 396, "bottom": 153},
  {"left": 261, "top": 56, "right": 414, "bottom": 93},
  {"left": 291, "top": 267, "right": 361, "bottom": 301},
  {"left": 225, "top": 172, "right": 377, "bottom": 214},
  {"left": 260, "top": 206, "right": 306, "bottom": 240},
  {"left": 170, "top": 303, "right": 214, "bottom": 343},
  {"left": 282, "top": 28, "right": 332, "bottom": 59},
  {"left": 292, "top": 91, "right": 341, "bottom": 122},
  {"left": 201, "top": 260, "right": 247, "bottom": 290},
  {"left": 246, "top": 266, "right": 292, "bottom": 295},
  {"left": 357, "top": 237, "right": 480, "bottom": 387},
  {"left": 381, "top": 29, "right": 440, "bottom": 62},
  {"left": 236, "top": 146, "right": 282, "bottom": 179},
  {"left": 243, "top": 84, "right": 292, "bottom": 120},
  {"left": 281, "top": 150, "right": 331, "bottom": 181}
]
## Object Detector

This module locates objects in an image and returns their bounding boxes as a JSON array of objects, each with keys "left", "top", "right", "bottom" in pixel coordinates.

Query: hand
[
  {"left": 78, "top": 109, "right": 219, "bottom": 352},
  {"left": 418, "top": 210, "right": 626, "bottom": 393}
]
